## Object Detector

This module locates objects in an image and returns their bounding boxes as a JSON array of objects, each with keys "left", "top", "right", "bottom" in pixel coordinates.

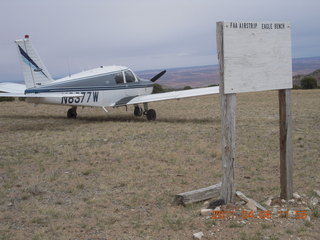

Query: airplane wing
[{"left": 113, "top": 86, "right": 219, "bottom": 106}]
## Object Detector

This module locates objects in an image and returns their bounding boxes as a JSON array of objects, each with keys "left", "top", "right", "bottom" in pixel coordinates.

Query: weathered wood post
[
  {"left": 279, "top": 89, "right": 293, "bottom": 200},
  {"left": 220, "top": 92, "right": 236, "bottom": 203},
  {"left": 217, "top": 22, "right": 237, "bottom": 203}
]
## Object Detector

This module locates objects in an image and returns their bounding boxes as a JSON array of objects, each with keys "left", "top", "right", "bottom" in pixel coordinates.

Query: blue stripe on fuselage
[{"left": 25, "top": 83, "right": 154, "bottom": 94}]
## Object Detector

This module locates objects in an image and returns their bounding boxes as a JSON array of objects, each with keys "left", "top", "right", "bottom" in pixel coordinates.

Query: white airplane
[{"left": 0, "top": 35, "right": 219, "bottom": 120}]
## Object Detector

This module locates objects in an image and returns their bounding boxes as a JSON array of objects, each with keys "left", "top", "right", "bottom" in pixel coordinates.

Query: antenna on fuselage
[{"left": 67, "top": 57, "right": 71, "bottom": 78}]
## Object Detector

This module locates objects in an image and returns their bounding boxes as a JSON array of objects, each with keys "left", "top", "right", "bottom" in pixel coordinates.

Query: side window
[
  {"left": 114, "top": 72, "right": 124, "bottom": 84},
  {"left": 124, "top": 70, "right": 136, "bottom": 83}
]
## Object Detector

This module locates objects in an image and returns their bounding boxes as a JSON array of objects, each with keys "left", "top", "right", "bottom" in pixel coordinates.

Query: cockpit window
[
  {"left": 124, "top": 70, "right": 136, "bottom": 83},
  {"left": 114, "top": 72, "right": 124, "bottom": 84}
]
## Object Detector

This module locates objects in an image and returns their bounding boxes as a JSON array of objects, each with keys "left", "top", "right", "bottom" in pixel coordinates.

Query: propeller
[{"left": 150, "top": 70, "right": 166, "bottom": 82}]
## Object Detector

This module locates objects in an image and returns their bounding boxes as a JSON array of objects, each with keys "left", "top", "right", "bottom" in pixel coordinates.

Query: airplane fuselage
[{"left": 25, "top": 65, "right": 153, "bottom": 107}]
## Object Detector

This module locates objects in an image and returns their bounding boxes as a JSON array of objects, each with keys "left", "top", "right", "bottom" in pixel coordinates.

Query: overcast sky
[{"left": 0, "top": 0, "right": 319, "bottom": 82}]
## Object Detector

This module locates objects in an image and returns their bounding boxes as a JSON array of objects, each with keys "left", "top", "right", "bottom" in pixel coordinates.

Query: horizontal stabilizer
[{"left": 0, "top": 82, "right": 26, "bottom": 93}]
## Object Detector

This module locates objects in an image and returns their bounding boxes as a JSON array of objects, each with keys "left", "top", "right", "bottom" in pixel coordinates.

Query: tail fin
[{"left": 15, "top": 35, "right": 53, "bottom": 88}]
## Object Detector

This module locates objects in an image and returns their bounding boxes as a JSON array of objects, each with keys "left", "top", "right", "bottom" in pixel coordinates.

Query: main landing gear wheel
[
  {"left": 146, "top": 109, "right": 156, "bottom": 121},
  {"left": 134, "top": 106, "right": 143, "bottom": 117},
  {"left": 67, "top": 107, "right": 77, "bottom": 119}
]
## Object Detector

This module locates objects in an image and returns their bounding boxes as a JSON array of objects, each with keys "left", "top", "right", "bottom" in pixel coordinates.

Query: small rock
[
  {"left": 310, "top": 197, "right": 319, "bottom": 206},
  {"left": 214, "top": 206, "right": 221, "bottom": 212},
  {"left": 193, "top": 231, "right": 204, "bottom": 239},
  {"left": 293, "top": 192, "right": 301, "bottom": 199},
  {"left": 281, "top": 199, "right": 286, "bottom": 203},
  {"left": 305, "top": 216, "right": 311, "bottom": 222},
  {"left": 7, "top": 202, "right": 13, "bottom": 207},
  {"left": 314, "top": 190, "right": 320, "bottom": 197},
  {"left": 288, "top": 210, "right": 296, "bottom": 218},
  {"left": 203, "top": 201, "right": 210, "bottom": 208},
  {"left": 245, "top": 199, "right": 257, "bottom": 211},
  {"left": 200, "top": 208, "right": 213, "bottom": 216},
  {"left": 264, "top": 198, "right": 272, "bottom": 206},
  {"left": 288, "top": 199, "right": 295, "bottom": 203}
]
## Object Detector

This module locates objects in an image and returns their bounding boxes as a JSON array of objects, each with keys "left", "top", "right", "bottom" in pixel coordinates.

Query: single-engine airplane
[{"left": 0, "top": 35, "right": 219, "bottom": 120}]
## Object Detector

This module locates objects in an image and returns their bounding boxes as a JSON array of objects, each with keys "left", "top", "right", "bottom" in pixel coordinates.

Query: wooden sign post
[
  {"left": 279, "top": 89, "right": 293, "bottom": 200},
  {"left": 216, "top": 22, "right": 293, "bottom": 203}
]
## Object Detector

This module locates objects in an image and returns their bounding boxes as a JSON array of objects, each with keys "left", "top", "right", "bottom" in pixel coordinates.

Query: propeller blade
[{"left": 150, "top": 70, "right": 166, "bottom": 82}]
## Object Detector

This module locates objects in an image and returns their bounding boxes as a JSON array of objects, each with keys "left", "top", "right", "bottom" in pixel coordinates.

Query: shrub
[
  {"left": 301, "top": 76, "right": 317, "bottom": 89},
  {"left": 0, "top": 97, "right": 15, "bottom": 102},
  {"left": 152, "top": 83, "right": 165, "bottom": 93}
]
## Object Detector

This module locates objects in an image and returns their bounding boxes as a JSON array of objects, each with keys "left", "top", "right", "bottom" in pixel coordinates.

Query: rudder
[{"left": 15, "top": 35, "right": 53, "bottom": 88}]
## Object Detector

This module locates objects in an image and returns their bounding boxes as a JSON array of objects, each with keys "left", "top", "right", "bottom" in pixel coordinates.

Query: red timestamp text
[{"left": 211, "top": 210, "right": 308, "bottom": 220}]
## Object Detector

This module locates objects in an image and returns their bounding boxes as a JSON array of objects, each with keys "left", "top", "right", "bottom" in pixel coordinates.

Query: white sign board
[{"left": 217, "top": 22, "right": 292, "bottom": 94}]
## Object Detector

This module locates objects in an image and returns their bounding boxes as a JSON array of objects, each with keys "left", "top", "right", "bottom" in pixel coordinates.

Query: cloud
[{"left": 0, "top": 0, "right": 319, "bottom": 81}]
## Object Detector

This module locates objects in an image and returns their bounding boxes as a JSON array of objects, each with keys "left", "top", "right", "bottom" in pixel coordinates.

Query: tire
[
  {"left": 146, "top": 109, "right": 156, "bottom": 121},
  {"left": 67, "top": 108, "right": 77, "bottom": 119},
  {"left": 134, "top": 106, "right": 143, "bottom": 117}
]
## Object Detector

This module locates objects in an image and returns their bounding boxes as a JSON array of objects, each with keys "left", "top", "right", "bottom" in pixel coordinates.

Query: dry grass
[{"left": 0, "top": 90, "right": 319, "bottom": 239}]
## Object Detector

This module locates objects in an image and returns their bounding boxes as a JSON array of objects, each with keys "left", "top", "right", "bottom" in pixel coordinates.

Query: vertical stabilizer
[{"left": 15, "top": 35, "right": 53, "bottom": 88}]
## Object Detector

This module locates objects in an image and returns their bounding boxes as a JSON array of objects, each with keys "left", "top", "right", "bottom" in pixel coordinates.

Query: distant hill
[
  {"left": 138, "top": 56, "right": 320, "bottom": 89},
  {"left": 137, "top": 65, "right": 220, "bottom": 89},
  {"left": 292, "top": 57, "right": 320, "bottom": 75}
]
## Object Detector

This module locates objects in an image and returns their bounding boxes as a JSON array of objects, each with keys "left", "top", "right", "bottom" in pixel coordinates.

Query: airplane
[{"left": 0, "top": 35, "right": 219, "bottom": 120}]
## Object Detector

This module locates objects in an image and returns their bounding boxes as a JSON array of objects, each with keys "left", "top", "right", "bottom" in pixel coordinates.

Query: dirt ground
[{"left": 0, "top": 89, "right": 319, "bottom": 240}]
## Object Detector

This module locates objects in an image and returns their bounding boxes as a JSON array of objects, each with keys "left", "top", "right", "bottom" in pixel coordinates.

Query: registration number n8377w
[{"left": 61, "top": 91, "right": 99, "bottom": 104}]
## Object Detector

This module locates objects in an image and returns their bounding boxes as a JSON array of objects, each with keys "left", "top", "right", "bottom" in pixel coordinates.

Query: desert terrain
[{"left": 0, "top": 89, "right": 319, "bottom": 239}]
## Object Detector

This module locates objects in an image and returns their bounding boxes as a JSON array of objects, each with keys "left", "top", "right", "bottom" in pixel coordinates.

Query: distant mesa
[{"left": 138, "top": 56, "right": 320, "bottom": 89}]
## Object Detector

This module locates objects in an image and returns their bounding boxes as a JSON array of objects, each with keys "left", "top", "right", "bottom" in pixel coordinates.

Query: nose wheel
[{"left": 67, "top": 107, "right": 77, "bottom": 119}]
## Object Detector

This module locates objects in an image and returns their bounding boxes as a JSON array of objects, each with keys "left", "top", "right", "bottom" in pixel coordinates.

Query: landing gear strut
[
  {"left": 133, "top": 103, "right": 156, "bottom": 121},
  {"left": 134, "top": 105, "right": 143, "bottom": 117},
  {"left": 67, "top": 106, "right": 77, "bottom": 119}
]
